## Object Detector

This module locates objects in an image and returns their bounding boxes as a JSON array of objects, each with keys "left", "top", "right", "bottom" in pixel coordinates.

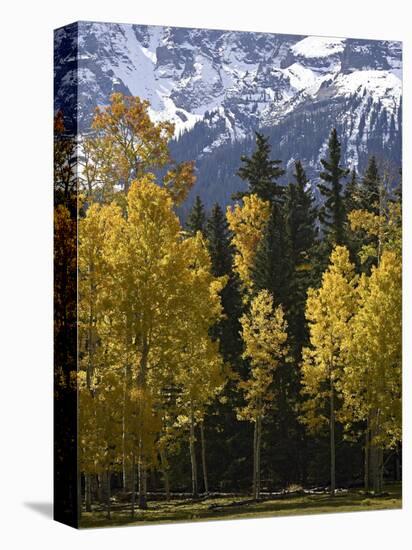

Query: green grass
[{"left": 80, "top": 483, "right": 402, "bottom": 529}]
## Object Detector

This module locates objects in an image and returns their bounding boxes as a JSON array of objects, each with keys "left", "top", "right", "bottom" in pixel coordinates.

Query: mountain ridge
[{"left": 54, "top": 22, "right": 402, "bottom": 212}]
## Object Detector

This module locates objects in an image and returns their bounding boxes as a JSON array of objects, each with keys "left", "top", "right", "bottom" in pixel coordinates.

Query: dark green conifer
[
  {"left": 206, "top": 203, "right": 243, "bottom": 364},
  {"left": 358, "top": 156, "right": 381, "bottom": 214},
  {"left": 283, "top": 161, "right": 318, "bottom": 345},
  {"left": 252, "top": 201, "right": 290, "bottom": 306},
  {"left": 318, "top": 128, "right": 349, "bottom": 245},
  {"left": 186, "top": 195, "right": 206, "bottom": 234},
  {"left": 234, "top": 132, "right": 285, "bottom": 203},
  {"left": 284, "top": 161, "right": 318, "bottom": 270},
  {"left": 344, "top": 168, "right": 361, "bottom": 214}
]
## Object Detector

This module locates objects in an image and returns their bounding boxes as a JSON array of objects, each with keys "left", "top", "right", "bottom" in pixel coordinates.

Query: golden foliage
[
  {"left": 238, "top": 289, "right": 288, "bottom": 421},
  {"left": 340, "top": 250, "right": 402, "bottom": 448},
  {"left": 80, "top": 92, "right": 195, "bottom": 203},
  {"left": 226, "top": 194, "right": 270, "bottom": 290},
  {"left": 300, "top": 246, "right": 357, "bottom": 432}
]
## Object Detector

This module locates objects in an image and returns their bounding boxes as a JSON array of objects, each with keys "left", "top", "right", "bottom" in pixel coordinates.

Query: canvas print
[{"left": 54, "top": 21, "right": 402, "bottom": 528}]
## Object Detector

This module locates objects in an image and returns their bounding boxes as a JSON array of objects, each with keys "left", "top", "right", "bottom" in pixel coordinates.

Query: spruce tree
[
  {"left": 204, "top": 204, "right": 245, "bottom": 489},
  {"left": 283, "top": 161, "right": 318, "bottom": 345},
  {"left": 284, "top": 161, "right": 318, "bottom": 270},
  {"left": 318, "top": 128, "right": 349, "bottom": 245},
  {"left": 344, "top": 168, "right": 360, "bottom": 215},
  {"left": 206, "top": 203, "right": 233, "bottom": 277},
  {"left": 205, "top": 203, "right": 243, "bottom": 364},
  {"left": 252, "top": 201, "right": 290, "bottom": 307},
  {"left": 344, "top": 168, "right": 363, "bottom": 271},
  {"left": 234, "top": 132, "right": 285, "bottom": 203},
  {"left": 358, "top": 156, "right": 381, "bottom": 215},
  {"left": 186, "top": 195, "right": 206, "bottom": 234}
]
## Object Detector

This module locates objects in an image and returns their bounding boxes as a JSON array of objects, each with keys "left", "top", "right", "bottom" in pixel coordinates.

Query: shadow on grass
[{"left": 79, "top": 483, "right": 402, "bottom": 529}]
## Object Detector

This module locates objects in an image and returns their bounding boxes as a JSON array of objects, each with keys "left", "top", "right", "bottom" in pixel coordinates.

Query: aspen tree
[
  {"left": 81, "top": 92, "right": 195, "bottom": 202},
  {"left": 238, "top": 290, "right": 288, "bottom": 499},
  {"left": 300, "top": 246, "right": 357, "bottom": 495}
]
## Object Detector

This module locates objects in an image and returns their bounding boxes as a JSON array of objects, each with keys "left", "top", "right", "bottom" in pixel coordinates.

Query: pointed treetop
[
  {"left": 186, "top": 195, "right": 206, "bottom": 235},
  {"left": 359, "top": 156, "right": 381, "bottom": 214},
  {"left": 318, "top": 128, "right": 349, "bottom": 245},
  {"left": 235, "top": 132, "right": 285, "bottom": 203}
]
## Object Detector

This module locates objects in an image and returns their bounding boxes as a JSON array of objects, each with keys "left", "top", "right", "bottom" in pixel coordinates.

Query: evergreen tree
[
  {"left": 318, "top": 128, "right": 349, "bottom": 245},
  {"left": 203, "top": 204, "right": 246, "bottom": 491},
  {"left": 283, "top": 161, "right": 318, "bottom": 345},
  {"left": 344, "top": 168, "right": 360, "bottom": 215},
  {"left": 348, "top": 158, "right": 383, "bottom": 273},
  {"left": 358, "top": 156, "right": 381, "bottom": 214},
  {"left": 252, "top": 201, "right": 290, "bottom": 307},
  {"left": 206, "top": 203, "right": 243, "bottom": 364},
  {"left": 253, "top": 160, "right": 317, "bottom": 332},
  {"left": 234, "top": 132, "right": 285, "bottom": 203},
  {"left": 206, "top": 203, "right": 233, "bottom": 277},
  {"left": 285, "top": 161, "right": 318, "bottom": 272},
  {"left": 344, "top": 168, "right": 364, "bottom": 271},
  {"left": 186, "top": 195, "right": 207, "bottom": 234}
]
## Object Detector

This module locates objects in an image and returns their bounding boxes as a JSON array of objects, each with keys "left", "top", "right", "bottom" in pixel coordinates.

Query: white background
[{"left": 0, "top": 0, "right": 410, "bottom": 548}]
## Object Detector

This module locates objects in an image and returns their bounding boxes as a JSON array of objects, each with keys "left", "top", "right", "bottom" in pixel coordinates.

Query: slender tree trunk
[
  {"left": 160, "top": 449, "right": 170, "bottom": 501},
  {"left": 252, "top": 418, "right": 258, "bottom": 498},
  {"left": 189, "top": 405, "right": 198, "bottom": 498},
  {"left": 200, "top": 422, "right": 209, "bottom": 495},
  {"left": 137, "top": 338, "right": 148, "bottom": 509},
  {"left": 85, "top": 473, "right": 92, "bottom": 512},
  {"left": 131, "top": 453, "right": 136, "bottom": 518},
  {"left": 370, "top": 443, "right": 380, "bottom": 493},
  {"left": 330, "top": 379, "right": 336, "bottom": 496},
  {"left": 97, "top": 473, "right": 103, "bottom": 504},
  {"left": 395, "top": 446, "right": 401, "bottom": 481},
  {"left": 122, "top": 342, "right": 133, "bottom": 492},
  {"left": 378, "top": 448, "right": 384, "bottom": 492},
  {"left": 144, "top": 467, "right": 148, "bottom": 495},
  {"left": 364, "top": 419, "right": 370, "bottom": 491},
  {"left": 370, "top": 409, "right": 383, "bottom": 494},
  {"left": 77, "top": 468, "right": 82, "bottom": 522},
  {"left": 138, "top": 440, "right": 148, "bottom": 509},
  {"left": 106, "top": 470, "right": 111, "bottom": 520},
  {"left": 256, "top": 414, "right": 262, "bottom": 499},
  {"left": 122, "top": 365, "right": 128, "bottom": 491}
]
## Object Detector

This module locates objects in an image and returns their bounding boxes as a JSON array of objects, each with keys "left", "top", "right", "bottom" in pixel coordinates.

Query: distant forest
[{"left": 170, "top": 93, "right": 402, "bottom": 217}]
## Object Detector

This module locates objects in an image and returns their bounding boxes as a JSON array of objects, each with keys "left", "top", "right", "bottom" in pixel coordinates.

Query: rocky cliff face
[{"left": 54, "top": 22, "right": 402, "bottom": 210}]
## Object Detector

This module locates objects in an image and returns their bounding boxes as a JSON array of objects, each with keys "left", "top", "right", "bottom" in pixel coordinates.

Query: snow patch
[
  {"left": 334, "top": 70, "right": 402, "bottom": 110},
  {"left": 291, "top": 36, "right": 346, "bottom": 59}
]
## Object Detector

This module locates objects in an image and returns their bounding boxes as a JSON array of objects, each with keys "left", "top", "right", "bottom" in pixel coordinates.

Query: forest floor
[{"left": 80, "top": 482, "right": 401, "bottom": 528}]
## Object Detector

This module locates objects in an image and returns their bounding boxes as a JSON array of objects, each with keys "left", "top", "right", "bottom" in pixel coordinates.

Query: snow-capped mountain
[{"left": 54, "top": 22, "right": 402, "bottom": 210}]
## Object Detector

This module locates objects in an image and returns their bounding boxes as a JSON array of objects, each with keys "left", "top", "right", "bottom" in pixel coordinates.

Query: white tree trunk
[
  {"left": 364, "top": 421, "right": 370, "bottom": 492},
  {"left": 256, "top": 415, "right": 262, "bottom": 499},
  {"left": 200, "top": 422, "right": 209, "bottom": 495},
  {"left": 189, "top": 406, "right": 198, "bottom": 498},
  {"left": 131, "top": 453, "right": 136, "bottom": 518},
  {"left": 252, "top": 418, "right": 257, "bottom": 498},
  {"left": 138, "top": 443, "right": 148, "bottom": 509},
  {"left": 330, "top": 379, "right": 336, "bottom": 496}
]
